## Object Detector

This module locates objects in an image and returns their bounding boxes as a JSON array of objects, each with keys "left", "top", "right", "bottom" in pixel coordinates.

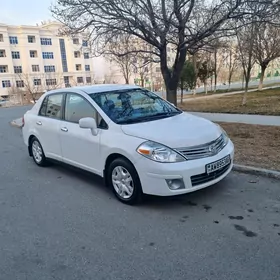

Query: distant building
[{"left": 0, "top": 21, "right": 94, "bottom": 99}]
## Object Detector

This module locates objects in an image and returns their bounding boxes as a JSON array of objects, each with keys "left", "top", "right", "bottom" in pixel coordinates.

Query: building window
[
  {"left": 30, "top": 50, "right": 38, "bottom": 58},
  {"left": 0, "top": 34, "right": 3, "bottom": 42},
  {"left": 82, "top": 40, "right": 88, "bottom": 47},
  {"left": 42, "top": 52, "right": 54, "bottom": 59},
  {"left": 40, "top": 38, "right": 52, "bottom": 45},
  {"left": 59, "top": 38, "right": 68, "bottom": 73},
  {"left": 85, "top": 65, "right": 90, "bottom": 71},
  {"left": 75, "top": 64, "right": 82, "bottom": 71},
  {"left": 28, "top": 35, "right": 36, "bottom": 43},
  {"left": 9, "top": 36, "right": 18, "bottom": 44},
  {"left": 46, "top": 78, "right": 57, "bottom": 86},
  {"left": 74, "top": 51, "right": 81, "bottom": 58},
  {"left": 84, "top": 53, "right": 89, "bottom": 59},
  {"left": 86, "top": 77, "right": 92, "bottom": 84},
  {"left": 14, "top": 66, "right": 22, "bottom": 73},
  {"left": 2, "top": 80, "right": 11, "bottom": 88},
  {"left": 77, "top": 77, "right": 84, "bottom": 83},
  {"left": 44, "top": 65, "right": 56, "bottom": 72},
  {"left": 34, "top": 79, "right": 41, "bottom": 86},
  {"left": 32, "top": 65, "right": 40, "bottom": 72},
  {"left": 73, "top": 38, "right": 79, "bottom": 44},
  {"left": 16, "top": 80, "right": 24, "bottom": 88},
  {"left": 0, "top": 65, "right": 8, "bottom": 73},
  {"left": 12, "top": 51, "right": 20, "bottom": 59},
  {"left": 0, "top": 49, "right": 6, "bottom": 57},
  {"left": 64, "top": 76, "right": 70, "bottom": 87}
]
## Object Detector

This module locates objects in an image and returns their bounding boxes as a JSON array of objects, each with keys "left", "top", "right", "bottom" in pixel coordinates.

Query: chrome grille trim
[{"left": 175, "top": 135, "right": 226, "bottom": 160}]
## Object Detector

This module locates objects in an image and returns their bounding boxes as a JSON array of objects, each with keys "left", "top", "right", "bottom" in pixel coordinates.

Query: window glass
[
  {"left": 65, "top": 94, "right": 106, "bottom": 128},
  {"left": 39, "top": 97, "right": 48, "bottom": 116},
  {"left": 65, "top": 94, "right": 96, "bottom": 123},
  {"left": 45, "top": 94, "right": 63, "bottom": 119},
  {"left": 89, "top": 88, "right": 181, "bottom": 124}
]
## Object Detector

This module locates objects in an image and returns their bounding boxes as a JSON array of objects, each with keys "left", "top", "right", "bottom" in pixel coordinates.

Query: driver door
[{"left": 59, "top": 93, "right": 104, "bottom": 175}]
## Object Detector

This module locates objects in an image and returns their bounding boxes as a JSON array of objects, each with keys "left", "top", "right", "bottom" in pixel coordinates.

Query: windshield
[{"left": 89, "top": 88, "right": 182, "bottom": 124}]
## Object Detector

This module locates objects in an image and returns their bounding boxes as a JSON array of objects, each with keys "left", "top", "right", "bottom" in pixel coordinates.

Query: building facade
[{"left": 0, "top": 21, "right": 94, "bottom": 99}]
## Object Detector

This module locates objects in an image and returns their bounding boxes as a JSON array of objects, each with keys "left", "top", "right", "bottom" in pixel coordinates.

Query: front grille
[
  {"left": 175, "top": 134, "right": 225, "bottom": 160},
  {"left": 191, "top": 164, "right": 230, "bottom": 187}
]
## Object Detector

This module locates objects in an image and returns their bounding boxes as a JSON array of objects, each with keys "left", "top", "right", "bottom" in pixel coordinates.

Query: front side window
[
  {"left": 89, "top": 88, "right": 181, "bottom": 125},
  {"left": 65, "top": 93, "right": 105, "bottom": 128},
  {"left": 65, "top": 94, "right": 96, "bottom": 123},
  {"left": 39, "top": 94, "right": 63, "bottom": 119}
]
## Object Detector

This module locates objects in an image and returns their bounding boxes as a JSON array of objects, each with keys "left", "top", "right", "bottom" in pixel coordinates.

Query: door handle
[
  {"left": 61, "top": 127, "right": 68, "bottom": 132},
  {"left": 36, "top": 121, "right": 42, "bottom": 125}
]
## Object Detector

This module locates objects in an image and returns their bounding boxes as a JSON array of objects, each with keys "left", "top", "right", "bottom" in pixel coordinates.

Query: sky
[{"left": 0, "top": 0, "right": 54, "bottom": 25}]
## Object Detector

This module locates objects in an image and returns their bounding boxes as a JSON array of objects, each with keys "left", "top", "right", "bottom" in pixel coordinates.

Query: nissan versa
[{"left": 22, "top": 84, "right": 234, "bottom": 204}]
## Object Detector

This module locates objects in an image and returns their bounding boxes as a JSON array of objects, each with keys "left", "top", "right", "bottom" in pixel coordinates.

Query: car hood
[{"left": 121, "top": 112, "right": 222, "bottom": 148}]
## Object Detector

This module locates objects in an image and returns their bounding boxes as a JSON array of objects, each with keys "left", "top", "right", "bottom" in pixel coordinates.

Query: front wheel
[
  {"left": 107, "top": 158, "right": 143, "bottom": 205},
  {"left": 30, "top": 137, "right": 48, "bottom": 166}
]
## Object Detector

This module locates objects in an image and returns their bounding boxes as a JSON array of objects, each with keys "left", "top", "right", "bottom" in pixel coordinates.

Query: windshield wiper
[{"left": 117, "top": 111, "right": 181, "bottom": 124}]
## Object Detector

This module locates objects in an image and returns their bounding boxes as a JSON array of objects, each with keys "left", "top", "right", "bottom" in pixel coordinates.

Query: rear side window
[
  {"left": 39, "top": 94, "right": 63, "bottom": 119},
  {"left": 39, "top": 97, "right": 48, "bottom": 116}
]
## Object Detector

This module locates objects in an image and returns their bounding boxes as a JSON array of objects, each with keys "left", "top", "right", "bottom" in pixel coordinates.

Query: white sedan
[{"left": 22, "top": 84, "right": 234, "bottom": 204}]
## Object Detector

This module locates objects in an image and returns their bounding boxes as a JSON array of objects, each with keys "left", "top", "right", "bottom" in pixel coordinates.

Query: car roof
[{"left": 46, "top": 84, "right": 141, "bottom": 95}]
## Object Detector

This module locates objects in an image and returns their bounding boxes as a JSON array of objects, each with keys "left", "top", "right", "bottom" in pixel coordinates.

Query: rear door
[{"left": 34, "top": 93, "right": 64, "bottom": 160}]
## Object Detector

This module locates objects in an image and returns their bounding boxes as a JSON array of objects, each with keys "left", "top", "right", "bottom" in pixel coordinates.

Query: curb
[{"left": 233, "top": 164, "right": 280, "bottom": 180}]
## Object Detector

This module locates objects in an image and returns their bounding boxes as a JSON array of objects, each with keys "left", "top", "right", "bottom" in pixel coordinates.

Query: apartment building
[{"left": 0, "top": 21, "right": 94, "bottom": 98}]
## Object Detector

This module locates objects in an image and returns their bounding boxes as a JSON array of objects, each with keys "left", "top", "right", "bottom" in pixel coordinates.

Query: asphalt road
[{"left": 1, "top": 106, "right": 280, "bottom": 280}]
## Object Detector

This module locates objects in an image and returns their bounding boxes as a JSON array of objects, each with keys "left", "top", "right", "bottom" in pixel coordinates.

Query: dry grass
[
  {"left": 180, "top": 88, "right": 280, "bottom": 115},
  {"left": 218, "top": 122, "right": 280, "bottom": 171},
  {"left": 184, "top": 82, "right": 280, "bottom": 98}
]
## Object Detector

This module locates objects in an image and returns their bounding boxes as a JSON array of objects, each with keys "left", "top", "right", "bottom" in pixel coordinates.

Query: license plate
[{"left": 206, "top": 155, "right": 231, "bottom": 174}]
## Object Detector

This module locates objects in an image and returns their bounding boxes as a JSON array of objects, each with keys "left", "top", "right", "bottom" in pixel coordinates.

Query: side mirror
[{"left": 79, "top": 117, "right": 98, "bottom": 136}]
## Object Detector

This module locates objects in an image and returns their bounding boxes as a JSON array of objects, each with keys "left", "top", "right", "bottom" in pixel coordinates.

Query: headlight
[
  {"left": 216, "top": 124, "right": 229, "bottom": 146},
  {"left": 136, "top": 141, "right": 186, "bottom": 163}
]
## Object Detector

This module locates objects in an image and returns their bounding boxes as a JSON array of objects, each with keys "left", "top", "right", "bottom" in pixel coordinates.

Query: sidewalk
[{"left": 190, "top": 112, "right": 280, "bottom": 126}]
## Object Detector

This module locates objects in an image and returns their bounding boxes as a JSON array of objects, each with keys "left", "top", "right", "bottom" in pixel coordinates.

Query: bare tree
[
  {"left": 51, "top": 0, "right": 280, "bottom": 106},
  {"left": 225, "top": 44, "right": 240, "bottom": 90},
  {"left": 253, "top": 23, "right": 280, "bottom": 90},
  {"left": 236, "top": 23, "right": 256, "bottom": 105},
  {"left": 197, "top": 53, "right": 215, "bottom": 94},
  {"left": 104, "top": 35, "right": 136, "bottom": 84},
  {"left": 16, "top": 73, "right": 44, "bottom": 102}
]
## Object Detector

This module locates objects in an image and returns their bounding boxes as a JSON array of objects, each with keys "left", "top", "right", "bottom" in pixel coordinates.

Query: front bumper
[{"left": 135, "top": 140, "right": 234, "bottom": 196}]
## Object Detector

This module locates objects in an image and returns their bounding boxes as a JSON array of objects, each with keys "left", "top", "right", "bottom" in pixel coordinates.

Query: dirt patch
[{"left": 218, "top": 122, "right": 280, "bottom": 171}]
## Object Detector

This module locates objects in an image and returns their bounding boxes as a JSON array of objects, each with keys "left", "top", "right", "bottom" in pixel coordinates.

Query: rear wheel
[
  {"left": 30, "top": 137, "right": 48, "bottom": 166},
  {"left": 107, "top": 158, "right": 143, "bottom": 205}
]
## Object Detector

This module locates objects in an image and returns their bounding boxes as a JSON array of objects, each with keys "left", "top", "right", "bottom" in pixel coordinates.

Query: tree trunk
[
  {"left": 180, "top": 80, "right": 184, "bottom": 104},
  {"left": 166, "top": 88, "right": 177, "bottom": 106},
  {"left": 214, "top": 50, "right": 217, "bottom": 93},
  {"left": 192, "top": 54, "right": 197, "bottom": 95},
  {"left": 242, "top": 75, "right": 250, "bottom": 106},
  {"left": 141, "top": 77, "right": 144, "bottom": 87},
  {"left": 258, "top": 65, "right": 267, "bottom": 91},
  {"left": 204, "top": 80, "right": 208, "bottom": 95}
]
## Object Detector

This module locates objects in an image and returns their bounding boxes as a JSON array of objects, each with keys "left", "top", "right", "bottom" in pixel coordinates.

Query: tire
[
  {"left": 107, "top": 157, "right": 143, "bottom": 205},
  {"left": 30, "top": 137, "right": 48, "bottom": 167}
]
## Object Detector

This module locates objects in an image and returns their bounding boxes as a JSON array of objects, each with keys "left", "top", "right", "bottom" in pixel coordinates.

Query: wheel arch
[{"left": 28, "top": 135, "right": 37, "bottom": 156}]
